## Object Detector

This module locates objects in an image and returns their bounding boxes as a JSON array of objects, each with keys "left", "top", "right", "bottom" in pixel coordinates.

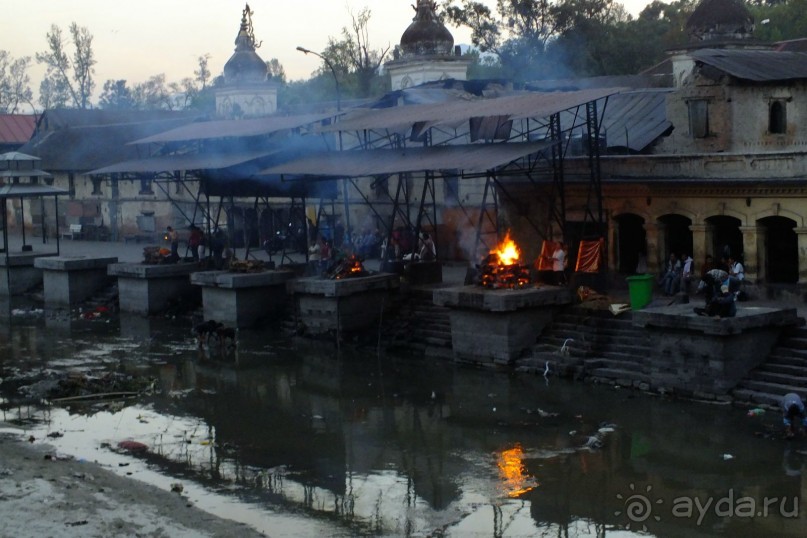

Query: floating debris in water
[
  {"left": 116, "top": 440, "right": 148, "bottom": 453},
  {"left": 11, "top": 308, "right": 43, "bottom": 317}
]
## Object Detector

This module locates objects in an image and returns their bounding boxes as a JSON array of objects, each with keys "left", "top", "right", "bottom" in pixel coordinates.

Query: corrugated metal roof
[
  {"left": 321, "top": 88, "right": 625, "bottom": 133},
  {"left": 0, "top": 151, "right": 40, "bottom": 161},
  {"left": 35, "top": 109, "right": 198, "bottom": 132},
  {"left": 0, "top": 115, "right": 36, "bottom": 144},
  {"left": 0, "top": 169, "right": 52, "bottom": 178},
  {"left": 598, "top": 89, "right": 673, "bottom": 152},
  {"left": 85, "top": 149, "right": 280, "bottom": 175},
  {"left": 19, "top": 117, "right": 195, "bottom": 172},
  {"left": 130, "top": 112, "right": 337, "bottom": 144},
  {"left": 0, "top": 184, "right": 67, "bottom": 198},
  {"left": 259, "top": 141, "right": 555, "bottom": 177},
  {"left": 692, "top": 49, "right": 807, "bottom": 81}
]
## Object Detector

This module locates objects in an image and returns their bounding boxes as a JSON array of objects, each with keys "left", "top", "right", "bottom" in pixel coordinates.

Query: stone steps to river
[
  {"left": 381, "top": 287, "right": 452, "bottom": 353},
  {"left": 517, "top": 306, "right": 650, "bottom": 380},
  {"left": 732, "top": 326, "right": 807, "bottom": 406}
]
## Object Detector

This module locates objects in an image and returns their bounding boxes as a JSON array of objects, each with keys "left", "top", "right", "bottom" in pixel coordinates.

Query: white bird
[{"left": 560, "top": 338, "right": 574, "bottom": 355}]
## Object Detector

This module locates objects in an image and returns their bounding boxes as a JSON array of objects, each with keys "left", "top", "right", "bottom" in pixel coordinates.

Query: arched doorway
[
  {"left": 760, "top": 216, "right": 798, "bottom": 283},
  {"left": 705, "top": 215, "right": 742, "bottom": 262},
  {"left": 658, "top": 214, "right": 692, "bottom": 259},
  {"left": 615, "top": 213, "right": 646, "bottom": 274}
]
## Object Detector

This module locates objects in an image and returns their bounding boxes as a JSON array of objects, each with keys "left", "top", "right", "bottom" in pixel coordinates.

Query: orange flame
[
  {"left": 497, "top": 444, "right": 537, "bottom": 497},
  {"left": 491, "top": 230, "right": 521, "bottom": 265}
]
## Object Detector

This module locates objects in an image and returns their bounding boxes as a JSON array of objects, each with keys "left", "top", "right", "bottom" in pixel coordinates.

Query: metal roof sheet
[
  {"left": 0, "top": 115, "right": 36, "bottom": 145},
  {"left": 259, "top": 141, "right": 555, "bottom": 178},
  {"left": 19, "top": 117, "right": 196, "bottom": 172},
  {"left": 0, "top": 169, "right": 52, "bottom": 178},
  {"left": 321, "top": 88, "right": 625, "bottom": 133},
  {"left": 598, "top": 89, "right": 673, "bottom": 152},
  {"left": 692, "top": 49, "right": 807, "bottom": 81},
  {"left": 85, "top": 149, "right": 279, "bottom": 175},
  {"left": 130, "top": 112, "right": 338, "bottom": 144},
  {"left": 0, "top": 151, "right": 40, "bottom": 161},
  {"left": 0, "top": 184, "right": 67, "bottom": 198}
]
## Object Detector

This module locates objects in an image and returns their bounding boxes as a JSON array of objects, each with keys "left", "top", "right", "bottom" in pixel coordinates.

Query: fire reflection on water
[{"left": 497, "top": 444, "right": 537, "bottom": 498}]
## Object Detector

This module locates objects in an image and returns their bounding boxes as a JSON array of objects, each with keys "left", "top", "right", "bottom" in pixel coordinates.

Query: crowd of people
[
  {"left": 162, "top": 225, "right": 232, "bottom": 269},
  {"left": 656, "top": 248, "right": 746, "bottom": 317}
]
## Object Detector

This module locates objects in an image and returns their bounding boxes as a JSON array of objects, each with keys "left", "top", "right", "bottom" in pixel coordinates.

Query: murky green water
[{"left": 1, "top": 308, "right": 806, "bottom": 537}]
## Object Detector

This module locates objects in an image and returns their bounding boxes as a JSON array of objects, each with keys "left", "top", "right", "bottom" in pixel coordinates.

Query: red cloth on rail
[{"left": 575, "top": 238, "right": 604, "bottom": 273}]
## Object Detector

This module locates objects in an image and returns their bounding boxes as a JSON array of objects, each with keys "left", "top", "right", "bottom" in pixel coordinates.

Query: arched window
[{"left": 769, "top": 100, "right": 787, "bottom": 134}]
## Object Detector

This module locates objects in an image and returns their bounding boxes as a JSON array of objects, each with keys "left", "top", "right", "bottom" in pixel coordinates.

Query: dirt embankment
[{"left": 0, "top": 432, "right": 266, "bottom": 538}]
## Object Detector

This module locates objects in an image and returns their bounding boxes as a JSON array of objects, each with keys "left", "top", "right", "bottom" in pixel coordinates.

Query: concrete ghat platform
[
  {"left": 633, "top": 304, "right": 800, "bottom": 395},
  {"left": 0, "top": 253, "right": 57, "bottom": 296},
  {"left": 109, "top": 262, "right": 199, "bottom": 315},
  {"left": 191, "top": 270, "right": 294, "bottom": 328},
  {"left": 434, "top": 285, "right": 573, "bottom": 366},
  {"left": 293, "top": 273, "right": 399, "bottom": 335},
  {"left": 34, "top": 256, "right": 118, "bottom": 306}
]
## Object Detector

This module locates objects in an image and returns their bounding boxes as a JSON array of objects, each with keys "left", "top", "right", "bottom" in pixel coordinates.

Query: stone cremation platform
[
  {"left": 433, "top": 284, "right": 573, "bottom": 366},
  {"left": 108, "top": 262, "right": 200, "bottom": 315},
  {"left": 34, "top": 256, "right": 118, "bottom": 306},
  {"left": 632, "top": 304, "right": 801, "bottom": 395},
  {"left": 191, "top": 270, "right": 295, "bottom": 328},
  {"left": 293, "top": 273, "right": 400, "bottom": 336},
  {"left": 0, "top": 252, "right": 57, "bottom": 296}
]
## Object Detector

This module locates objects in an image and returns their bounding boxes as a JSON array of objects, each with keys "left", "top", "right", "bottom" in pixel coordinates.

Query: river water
[{"left": 1, "top": 307, "right": 806, "bottom": 537}]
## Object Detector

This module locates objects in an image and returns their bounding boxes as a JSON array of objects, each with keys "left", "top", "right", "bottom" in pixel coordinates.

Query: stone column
[
  {"left": 645, "top": 221, "right": 662, "bottom": 276},
  {"left": 756, "top": 224, "right": 768, "bottom": 283},
  {"left": 739, "top": 225, "right": 760, "bottom": 281},
  {"left": 608, "top": 217, "right": 619, "bottom": 273},
  {"left": 795, "top": 228, "right": 807, "bottom": 284},
  {"left": 689, "top": 224, "right": 708, "bottom": 271}
]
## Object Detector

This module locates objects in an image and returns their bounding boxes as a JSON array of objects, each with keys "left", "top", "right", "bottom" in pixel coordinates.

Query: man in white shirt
[
  {"left": 728, "top": 256, "right": 744, "bottom": 280},
  {"left": 552, "top": 242, "right": 567, "bottom": 285},
  {"left": 681, "top": 253, "right": 694, "bottom": 292}
]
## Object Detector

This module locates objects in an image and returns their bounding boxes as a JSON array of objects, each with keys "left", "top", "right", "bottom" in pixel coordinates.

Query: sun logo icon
[{"left": 615, "top": 483, "right": 663, "bottom": 531}]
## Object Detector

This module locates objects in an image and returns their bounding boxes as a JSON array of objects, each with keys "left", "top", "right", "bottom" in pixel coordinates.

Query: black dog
[
  {"left": 215, "top": 325, "right": 237, "bottom": 352},
  {"left": 193, "top": 320, "right": 223, "bottom": 346}
]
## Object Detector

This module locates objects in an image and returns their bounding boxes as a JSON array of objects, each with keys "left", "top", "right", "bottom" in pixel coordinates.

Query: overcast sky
[{"left": 6, "top": 0, "right": 652, "bottom": 103}]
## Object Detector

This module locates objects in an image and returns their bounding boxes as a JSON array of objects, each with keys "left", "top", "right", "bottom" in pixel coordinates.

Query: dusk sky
[{"left": 5, "top": 0, "right": 652, "bottom": 103}]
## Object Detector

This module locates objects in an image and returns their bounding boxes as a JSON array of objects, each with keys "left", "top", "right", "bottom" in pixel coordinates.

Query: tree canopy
[
  {"left": 12, "top": 2, "right": 807, "bottom": 113},
  {"left": 0, "top": 51, "right": 34, "bottom": 114},
  {"left": 36, "top": 23, "right": 96, "bottom": 109}
]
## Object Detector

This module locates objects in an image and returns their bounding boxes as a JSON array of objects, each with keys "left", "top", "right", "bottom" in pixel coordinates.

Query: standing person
[
  {"left": 320, "top": 238, "right": 332, "bottom": 274},
  {"left": 307, "top": 238, "right": 321, "bottom": 275},
  {"left": 552, "top": 241, "right": 567, "bottom": 285},
  {"left": 681, "top": 252, "right": 694, "bottom": 293},
  {"left": 782, "top": 393, "right": 807, "bottom": 439},
  {"left": 659, "top": 253, "right": 682, "bottom": 296},
  {"left": 166, "top": 226, "right": 179, "bottom": 261},
  {"left": 419, "top": 233, "right": 436, "bottom": 261},
  {"left": 210, "top": 229, "right": 225, "bottom": 269},
  {"left": 188, "top": 225, "right": 203, "bottom": 262}
]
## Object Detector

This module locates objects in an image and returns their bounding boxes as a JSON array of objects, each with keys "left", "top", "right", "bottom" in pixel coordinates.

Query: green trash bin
[{"left": 625, "top": 274, "right": 655, "bottom": 310}]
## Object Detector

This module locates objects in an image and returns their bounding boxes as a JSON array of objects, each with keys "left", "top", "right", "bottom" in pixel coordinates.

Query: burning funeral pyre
[
  {"left": 477, "top": 231, "right": 531, "bottom": 289},
  {"left": 326, "top": 254, "right": 369, "bottom": 279}
]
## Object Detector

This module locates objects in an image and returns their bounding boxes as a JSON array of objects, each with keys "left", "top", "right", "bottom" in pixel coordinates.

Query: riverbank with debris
[{"left": 0, "top": 429, "right": 266, "bottom": 538}]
